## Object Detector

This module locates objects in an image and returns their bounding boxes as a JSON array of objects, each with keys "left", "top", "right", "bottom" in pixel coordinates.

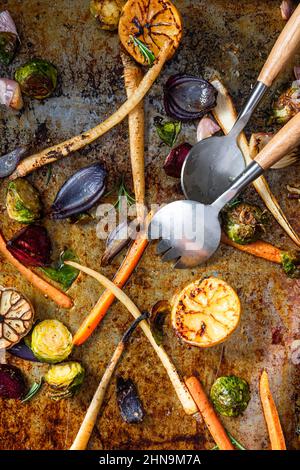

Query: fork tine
[
  {"left": 156, "top": 239, "right": 171, "bottom": 255},
  {"left": 174, "top": 257, "right": 187, "bottom": 269}
]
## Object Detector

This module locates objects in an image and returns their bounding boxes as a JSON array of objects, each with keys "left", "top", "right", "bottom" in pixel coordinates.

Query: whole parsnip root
[
  {"left": 0, "top": 231, "right": 73, "bottom": 309},
  {"left": 259, "top": 370, "right": 286, "bottom": 450},
  {"left": 211, "top": 78, "right": 300, "bottom": 248},
  {"left": 66, "top": 261, "right": 198, "bottom": 417},
  {"left": 121, "top": 52, "right": 145, "bottom": 221},
  {"left": 10, "top": 40, "right": 172, "bottom": 179}
]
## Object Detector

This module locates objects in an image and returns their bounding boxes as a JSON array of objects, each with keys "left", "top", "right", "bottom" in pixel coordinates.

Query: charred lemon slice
[
  {"left": 171, "top": 277, "right": 241, "bottom": 348},
  {"left": 119, "top": 0, "right": 182, "bottom": 65}
]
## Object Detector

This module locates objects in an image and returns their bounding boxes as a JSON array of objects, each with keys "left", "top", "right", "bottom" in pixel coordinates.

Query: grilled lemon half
[
  {"left": 171, "top": 277, "right": 241, "bottom": 348},
  {"left": 119, "top": 0, "right": 182, "bottom": 65}
]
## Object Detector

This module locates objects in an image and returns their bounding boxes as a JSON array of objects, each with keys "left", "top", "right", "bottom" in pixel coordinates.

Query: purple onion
[
  {"left": 163, "top": 142, "right": 192, "bottom": 178},
  {"left": 164, "top": 74, "right": 218, "bottom": 122},
  {"left": 50, "top": 163, "right": 107, "bottom": 219},
  {"left": 8, "top": 341, "right": 40, "bottom": 362},
  {"left": 7, "top": 225, "right": 52, "bottom": 267}
]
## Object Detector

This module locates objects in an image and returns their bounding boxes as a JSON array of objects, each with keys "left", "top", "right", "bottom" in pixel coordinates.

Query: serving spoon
[
  {"left": 148, "top": 111, "right": 300, "bottom": 269},
  {"left": 182, "top": 3, "right": 300, "bottom": 204}
]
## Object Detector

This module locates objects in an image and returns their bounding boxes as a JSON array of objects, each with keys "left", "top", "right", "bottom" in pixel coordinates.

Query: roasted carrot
[
  {"left": 121, "top": 52, "right": 145, "bottom": 222},
  {"left": 259, "top": 370, "right": 286, "bottom": 450},
  {"left": 185, "top": 376, "right": 235, "bottom": 451},
  {"left": 10, "top": 40, "right": 172, "bottom": 179},
  {"left": 73, "top": 226, "right": 150, "bottom": 345},
  {"left": 0, "top": 230, "right": 73, "bottom": 309},
  {"left": 221, "top": 232, "right": 282, "bottom": 264}
]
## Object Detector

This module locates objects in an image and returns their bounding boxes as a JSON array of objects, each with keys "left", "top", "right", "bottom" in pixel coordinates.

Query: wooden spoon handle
[
  {"left": 258, "top": 4, "right": 300, "bottom": 87},
  {"left": 255, "top": 111, "right": 300, "bottom": 169}
]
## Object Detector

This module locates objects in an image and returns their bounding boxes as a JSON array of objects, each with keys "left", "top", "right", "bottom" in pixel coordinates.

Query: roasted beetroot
[
  {"left": 163, "top": 142, "right": 192, "bottom": 178},
  {"left": 0, "top": 364, "right": 27, "bottom": 399},
  {"left": 7, "top": 225, "right": 52, "bottom": 267}
]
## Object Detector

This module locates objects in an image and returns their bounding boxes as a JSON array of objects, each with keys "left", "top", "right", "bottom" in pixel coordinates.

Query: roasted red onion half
[
  {"left": 50, "top": 163, "right": 107, "bottom": 219},
  {"left": 7, "top": 225, "right": 52, "bottom": 267},
  {"left": 164, "top": 74, "right": 218, "bottom": 122},
  {"left": 0, "top": 78, "right": 23, "bottom": 110},
  {"left": 163, "top": 142, "right": 192, "bottom": 178}
]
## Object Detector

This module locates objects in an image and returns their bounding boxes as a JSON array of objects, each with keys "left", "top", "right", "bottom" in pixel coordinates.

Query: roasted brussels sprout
[
  {"left": 222, "top": 201, "right": 267, "bottom": 245},
  {"left": 90, "top": 0, "right": 125, "bottom": 31},
  {"left": 6, "top": 178, "right": 42, "bottom": 223},
  {"left": 0, "top": 32, "right": 17, "bottom": 65},
  {"left": 281, "top": 251, "right": 300, "bottom": 278},
  {"left": 210, "top": 375, "right": 251, "bottom": 417},
  {"left": 44, "top": 362, "right": 85, "bottom": 401},
  {"left": 270, "top": 81, "right": 300, "bottom": 125},
  {"left": 0, "top": 364, "right": 27, "bottom": 399},
  {"left": 30, "top": 319, "right": 73, "bottom": 363},
  {"left": 15, "top": 59, "right": 57, "bottom": 99}
]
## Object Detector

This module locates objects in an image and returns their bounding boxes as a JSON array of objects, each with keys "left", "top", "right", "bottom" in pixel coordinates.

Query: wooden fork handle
[
  {"left": 255, "top": 111, "right": 300, "bottom": 169},
  {"left": 258, "top": 4, "right": 300, "bottom": 87}
]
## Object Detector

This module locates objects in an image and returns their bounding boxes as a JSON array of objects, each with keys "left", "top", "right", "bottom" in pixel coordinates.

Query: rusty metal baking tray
[{"left": 0, "top": 0, "right": 299, "bottom": 450}]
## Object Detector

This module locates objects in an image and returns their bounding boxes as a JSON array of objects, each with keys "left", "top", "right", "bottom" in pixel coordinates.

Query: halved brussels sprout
[
  {"left": 0, "top": 31, "right": 17, "bottom": 65},
  {"left": 6, "top": 178, "right": 42, "bottom": 223},
  {"left": 30, "top": 319, "right": 73, "bottom": 363},
  {"left": 222, "top": 201, "right": 267, "bottom": 245},
  {"left": 44, "top": 361, "right": 85, "bottom": 401},
  {"left": 90, "top": 0, "right": 125, "bottom": 31},
  {"left": 15, "top": 59, "right": 57, "bottom": 99}
]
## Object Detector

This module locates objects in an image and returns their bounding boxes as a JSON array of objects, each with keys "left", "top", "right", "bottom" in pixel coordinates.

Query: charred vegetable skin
[
  {"left": 7, "top": 225, "right": 52, "bottom": 267},
  {"left": 30, "top": 319, "right": 73, "bottom": 363},
  {"left": 90, "top": 0, "right": 125, "bottom": 30},
  {"left": 6, "top": 178, "right": 42, "bottom": 223},
  {"left": 116, "top": 376, "right": 144, "bottom": 423},
  {"left": 44, "top": 362, "right": 85, "bottom": 401},
  {"left": 15, "top": 59, "right": 57, "bottom": 99},
  {"left": 164, "top": 74, "right": 218, "bottom": 121},
  {"left": 222, "top": 202, "right": 267, "bottom": 245},
  {"left": 210, "top": 376, "right": 250, "bottom": 417},
  {"left": 0, "top": 364, "right": 26, "bottom": 399}
]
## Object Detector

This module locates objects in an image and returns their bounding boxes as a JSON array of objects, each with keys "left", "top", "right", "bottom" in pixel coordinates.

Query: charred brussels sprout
[
  {"left": 270, "top": 81, "right": 300, "bottom": 124},
  {"left": 222, "top": 202, "right": 267, "bottom": 245},
  {"left": 281, "top": 251, "right": 300, "bottom": 278},
  {"left": 90, "top": 0, "right": 125, "bottom": 31},
  {"left": 30, "top": 319, "right": 73, "bottom": 363},
  {"left": 15, "top": 59, "right": 57, "bottom": 99},
  {"left": 210, "top": 375, "right": 250, "bottom": 417},
  {"left": 6, "top": 178, "right": 42, "bottom": 223},
  {"left": 44, "top": 362, "right": 85, "bottom": 401},
  {"left": 0, "top": 32, "right": 17, "bottom": 65}
]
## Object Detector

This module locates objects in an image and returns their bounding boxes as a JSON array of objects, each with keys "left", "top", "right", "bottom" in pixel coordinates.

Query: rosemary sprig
[
  {"left": 130, "top": 35, "right": 155, "bottom": 66},
  {"left": 22, "top": 378, "right": 43, "bottom": 403},
  {"left": 104, "top": 176, "right": 136, "bottom": 212}
]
